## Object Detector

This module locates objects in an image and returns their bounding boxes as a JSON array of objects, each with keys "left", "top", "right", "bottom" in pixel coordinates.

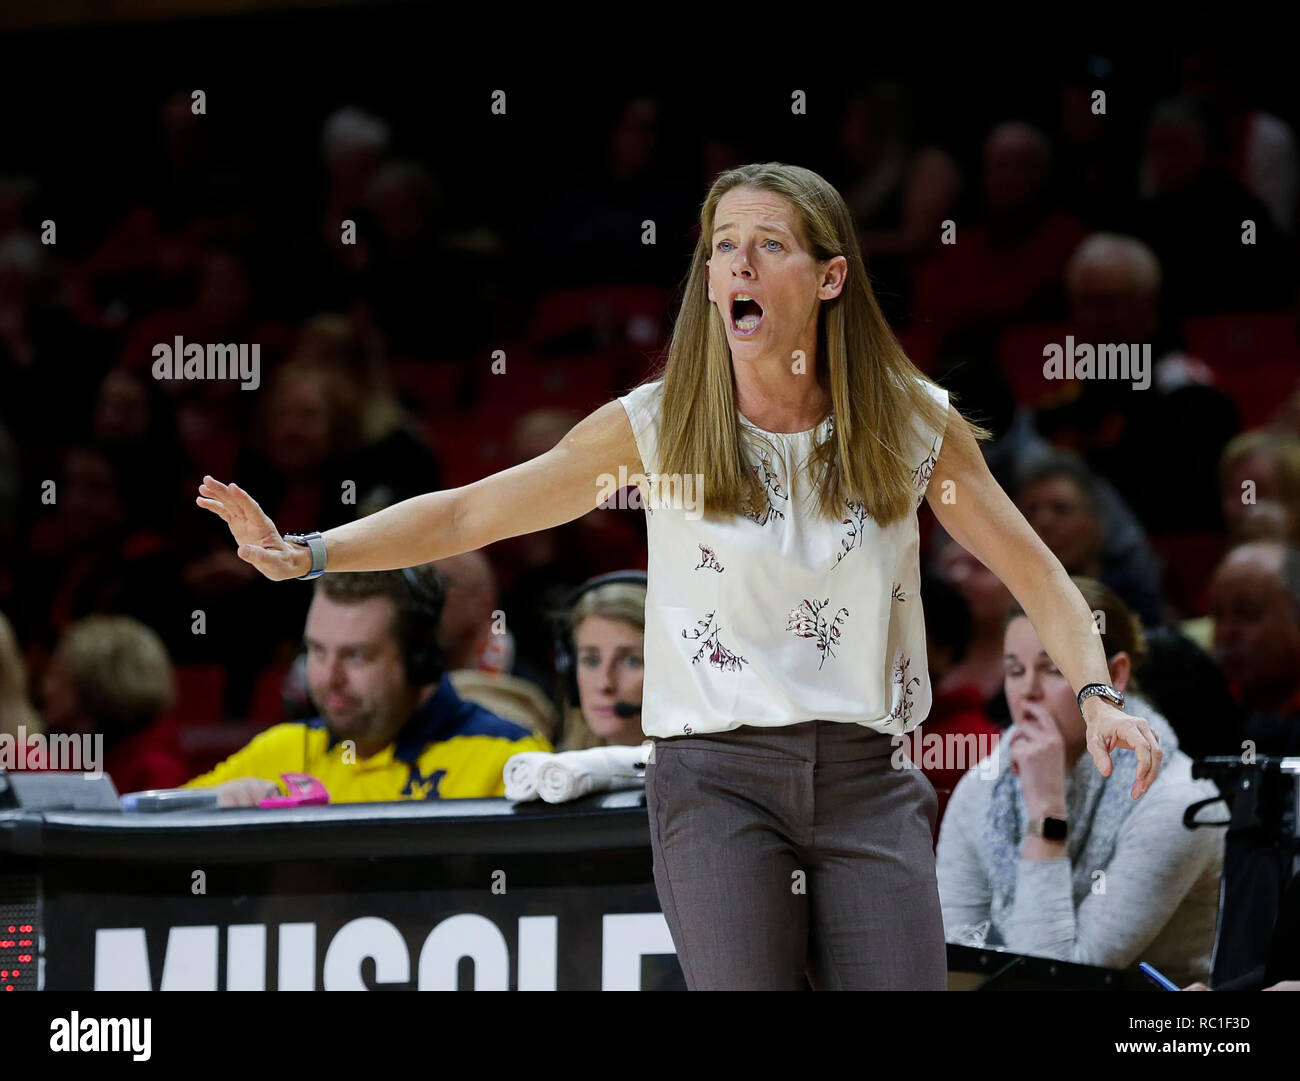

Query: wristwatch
[
  {"left": 1027, "top": 815, "right": 1069, "bottom": 841},
  {"left": 283, "top": 531, "right": 328, "bottom": 580},
  {"left": 1077, "top": 682, "right": 1124, "bottom": 714}
]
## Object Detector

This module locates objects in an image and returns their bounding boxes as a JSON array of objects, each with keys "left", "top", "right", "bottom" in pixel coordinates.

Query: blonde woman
[
  {"left": 554, "top": 573, "right": 647, "bottom": 751},
  {"left": 198, "top": 163, "right": 1162, "bottom": 990},
  {"left": 0, "top": 610, "right": 42, "bottom": 742}
]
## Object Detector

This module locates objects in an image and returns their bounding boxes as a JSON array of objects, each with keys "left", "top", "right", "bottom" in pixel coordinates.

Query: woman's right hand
[
  {"left": 195, "top": 475, "right": 310, "bottom": 582},
  {"left": 215, "top": 777, "right": 283, "bottom": 808}
]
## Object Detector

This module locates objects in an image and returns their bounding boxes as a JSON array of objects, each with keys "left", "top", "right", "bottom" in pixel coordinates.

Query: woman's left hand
[{"left": 1082, "top": 699, "right": 1163, "bottom": 798}]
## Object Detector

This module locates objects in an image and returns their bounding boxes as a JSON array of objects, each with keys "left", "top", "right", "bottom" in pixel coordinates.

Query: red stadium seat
[
  {"left": 246, "top": 656, "right": 295, "bottom": 729},
  {"left": 389, "top": 358, "right": 473, "bottom": 418},
  {"left": 1182, "top": 312, "right": 1300, "bottom": 428},
  {"left": 529, "top": 284, "right": 670, "bottom": 352},
  {"left": 1148, "top": 532, "right": 1225, "bottom": 619},
  {"left": 996, "top": 323, "right": 1070, "bottom": 407},
  {"left": 424, "top": 404, "right": 524, "bottom": 489},
  {"left": 164, "top": 664, "right": 227, "bottom": 726},
  {"left": 472, "top": 350, "right": 623, "bottom": 415},
  {"left": 176, "top": 721, "right": 268, "bottom": 778},
  {"left": 894, "top": 323, "right": 939, "bottom": 375}
]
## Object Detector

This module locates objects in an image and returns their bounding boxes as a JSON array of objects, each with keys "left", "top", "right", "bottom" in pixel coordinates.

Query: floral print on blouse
[{"left": 618, "top": 377, "right": 950, "bottom": 739}]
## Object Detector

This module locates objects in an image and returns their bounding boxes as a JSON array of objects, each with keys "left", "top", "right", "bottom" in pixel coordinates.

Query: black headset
[
  {"left": 398, "top": 566, "right": 446, "bottom": 687},
  {"left": 551, "top": 569, "right": 648, "bottom": 709}
]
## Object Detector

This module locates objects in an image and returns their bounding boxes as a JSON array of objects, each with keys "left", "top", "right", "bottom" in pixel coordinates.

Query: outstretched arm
[
  {"left": 197, "top": 398, "right": 644, "bottom": 580},
  {"left": 924, "top": 404, "right": 1163, "bottom": 797}
]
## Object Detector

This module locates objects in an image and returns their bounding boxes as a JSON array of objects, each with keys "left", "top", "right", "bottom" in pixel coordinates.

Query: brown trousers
[{"left": 646, "top": 719, "right": 948, "bottom": 990}]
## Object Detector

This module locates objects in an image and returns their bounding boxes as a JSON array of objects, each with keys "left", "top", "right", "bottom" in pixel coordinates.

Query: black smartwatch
[
  {"left": 1027, "top": 815, "right": 1069, "bottom": 841},
  {"left": 283, "top": 531, "right": 327, "bottom": 580}
]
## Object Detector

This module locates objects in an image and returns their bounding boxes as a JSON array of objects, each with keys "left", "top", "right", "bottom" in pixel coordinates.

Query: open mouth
[{"left": 730, "top": 294, "right": 764, "bottom": 336}]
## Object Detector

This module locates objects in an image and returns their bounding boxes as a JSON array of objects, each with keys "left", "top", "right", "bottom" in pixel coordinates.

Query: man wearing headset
[{"left": 182, "top": 563, "right": 552, "bottom": 806}]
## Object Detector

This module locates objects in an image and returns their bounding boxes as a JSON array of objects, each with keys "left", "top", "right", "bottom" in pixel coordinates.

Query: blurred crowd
[{"left": 0, "top": 51, "right": 1297, "bottom": 766}]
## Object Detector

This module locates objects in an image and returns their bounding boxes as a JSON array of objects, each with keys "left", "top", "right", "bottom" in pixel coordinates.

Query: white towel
[
  {"left": 504, "top": 745, "right": 646, "bottom": 804},
  {"left": 504, "top": 751, "right": 552, "bottom": 801},
  {"left": 537, "top": 745, "right": 646, "bottom": 803}
]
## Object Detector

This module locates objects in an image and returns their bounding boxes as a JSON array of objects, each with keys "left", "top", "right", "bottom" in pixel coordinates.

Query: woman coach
[{"left": 197, "top": 162, "right": 1162, "bottom": 990}]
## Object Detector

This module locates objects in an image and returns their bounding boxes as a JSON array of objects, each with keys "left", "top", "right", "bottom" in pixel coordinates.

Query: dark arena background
[{"left": 0, "top": 0, "right": 1297, "bottom": 1059}]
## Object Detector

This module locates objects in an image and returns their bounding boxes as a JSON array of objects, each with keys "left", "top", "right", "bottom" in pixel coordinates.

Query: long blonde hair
[
  {"left": 651, "top": 162, "right": 990, "bottom": 527},
  {"left": 0, "top": 610, "right": 41, "bottom": 740}
]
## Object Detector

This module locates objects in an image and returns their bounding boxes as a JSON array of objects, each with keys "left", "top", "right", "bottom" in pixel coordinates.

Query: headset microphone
[
  {"left": 613, "top": 701, "right": 641, "bottom": 717},
  {"left": 552, "top": 569, "right": 649, "bottom": 712}
]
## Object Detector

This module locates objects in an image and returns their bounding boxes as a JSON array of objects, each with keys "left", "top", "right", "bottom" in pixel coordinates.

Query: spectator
[
  {"left": 1202, "top": 540, "right": 1300, "bottom": 990},
  {"left": 917, "top": 571, "right": 1002, "bottom": 843},
  {"left": 317, "top": 107, "right": 390, "bottom": 276},
  {"left": 1218, "top": 429, "right": 1300, "bottom": 547},
  {"left": 833, "top": 82, "right": 963, "bottom": 325},
  {"left": 1133, "top": 96, "right": 1294, "bottom": 320},
  {"left": 912, "top": 121, "right": 1088, "bottom": 347},
  {"left": 182, "top": 564, "right": 551, "bottom": 806},
  {"left": 0, "top": 419, "right": 17, "bottom": 602},
  {"left": 435, "top": 550, "right": 507, "bottom": 673},
  {"left": 936, "top": 576, "right": 1224, "bottom": 985},
  {"left": 524, "top": 96, "right": 694, "bottom": 292},
  {"left": 1052, "top": 232, "right": 1240, "bottom": 534},
  {"left": 1054, "top": 60, "right": 1139, "bottom": 231},
  {"left": 551, "top": 577, "right": 646, "bottom": 751},
  {"left": 1206, "top": 540, "right": 1300, "bottom": 756},
  {"left": 564, "top": 577, "right": 647, "bottom": 751},
  {"left": 357, "top": 159, "right": 505, "bottom": 360},
  {"left": 494, "top": 407, "right": 647, "bottom": 687},
  {"left": 117, "top": 241, "right": 292, "bottom": 380},
  {"left": 930, "top": 530, "right": 1015, "bottom": 725},
  {"left": 286, "top": 314, "right": 445, "bottom": 509},
  {"left": 178, "top": 357, "right": 365, "bottom": 711},
  {"left": 1014, "top": 452, "right": 1166, "bottom": 627},
  {"left": 273, "top": 105, "right": 391, "bottom": 320},
  {"left": 1135, "top": 624, "right": 1245, "bottom": 760},
  {"left": 15, "top": 441, "right": 173, "bottom": 663},
  {"left": 1271, "top": 380, "right": 1300, "bottom": 439},
  {"left": 91, "top": 367, "right": 192, "bottom": 533},
  {"left": 1175, "top": 47, "right": 1299, "bottom": 236},
  {"left": 38, "top": 615, "right": 189, "bottom": 793},
  {"left": 963, "top": 349, "right": 1168, "bottom": 613},
  {"left": 72, "top": 88, "right": 258, "bottom": 321},
  {"left": 0, "top": 609, "right": 41, "bottom": 741},
  {"left": 431, "top": 549, "right": 559, "bottom": 738},
  {"left": 0, "top": 231, "right": 115, "bottom": 459}
]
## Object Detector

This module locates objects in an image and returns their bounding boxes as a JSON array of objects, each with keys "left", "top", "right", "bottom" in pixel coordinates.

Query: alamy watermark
[
  {"left": 891, "top": 729, "right": 1001, "bottom": 780},
  {"left": 0, "top": 726, "right": 104, "bottom": 773},
  {"left": 1042, "top": 337, "right": 1150, "bottom": 390},
  {"left": 596, "top": 467, "right": 705, "bottom": 520},
  {"left": 151, "top": 337, "right": 261, "bottom": 390}
]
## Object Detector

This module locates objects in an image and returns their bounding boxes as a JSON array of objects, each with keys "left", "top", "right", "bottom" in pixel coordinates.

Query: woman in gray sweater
[{"left": 936, "top": 576, "right": 1224, "bottom": 986}]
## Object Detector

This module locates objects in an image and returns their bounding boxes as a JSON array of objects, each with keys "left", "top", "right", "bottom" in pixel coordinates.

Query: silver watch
[
  {"left": 284, "top": 531, "right": 327, "bottom": 580},
  {"left": 1077, "top": 682, "right": 1124, "bottom": 713}
]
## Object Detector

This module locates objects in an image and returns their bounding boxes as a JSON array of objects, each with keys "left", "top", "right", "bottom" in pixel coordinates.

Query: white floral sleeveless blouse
[{"left": 616, "top": 376, "right": 950, "bottom": 739}]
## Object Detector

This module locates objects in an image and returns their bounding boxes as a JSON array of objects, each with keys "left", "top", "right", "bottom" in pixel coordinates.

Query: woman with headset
[
  {"left": 198, "top": 163, "right": 1162, "bottom": 990},
  {"left": 551, "top": 571, "right": 648, "bottom": 751}
]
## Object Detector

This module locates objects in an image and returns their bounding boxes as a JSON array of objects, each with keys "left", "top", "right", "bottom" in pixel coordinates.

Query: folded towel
[
  {"left": 504, "top": 745, "right": 646, "bottom": 803},
  {"left": 537, "top": 745, "right": 646, "bottom": 803},
  {"left": 504, "top": 751, "right": 552, "bottom": 801}
]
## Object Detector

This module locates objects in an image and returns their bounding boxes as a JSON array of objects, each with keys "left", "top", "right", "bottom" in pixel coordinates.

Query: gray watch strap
[{"left": 286, "top": 531, "right": 327, "bottom": 580}]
